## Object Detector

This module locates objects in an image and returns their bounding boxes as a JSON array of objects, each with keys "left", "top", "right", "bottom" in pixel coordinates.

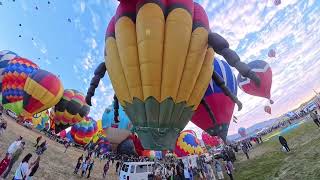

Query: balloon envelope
[
  {"left": 54, "top": 89, "right": 90, "bottom": 133},
  {"left": 70, "top": 117, "right": 98, "bottom": 145},
  {"left": 32, "top": 110, "right": 49, "bottom": 130},
  {"left": 201, "top": 131, "right": 223, "bottom": 147},
  {"left": 106, "top": 1, "right": 213, "bottom": 150},
  {"left": 174, "top": 131, "right": 203, "bottom": 157},
  {"left": 0, "top": 50, "right": 19, "bottom": 92},
  {"left": 2, "top": 57, "right": 39, "bottom": 115},
  {"left": 264, "top": 105, "right": 272, "bottom": 114},
  {"left": 97, "top": 137, "right": 112, "bottom": 155},
  {"left": 237, "top": 60, "right": 272, "bottom": 100},
  {"left": 192, "top": 58, "right": 237, "bottom": 140},
  {"left": 238, "top": 127, "right": 246, "bottom": 137},
  {"left": 22, "top": 69, "right": 64, "bottom": 117}
]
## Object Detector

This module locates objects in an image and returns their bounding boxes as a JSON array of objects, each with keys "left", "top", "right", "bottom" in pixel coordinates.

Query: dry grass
[{"left": 0, "top": 114, "right": 118, "bottom": 180}]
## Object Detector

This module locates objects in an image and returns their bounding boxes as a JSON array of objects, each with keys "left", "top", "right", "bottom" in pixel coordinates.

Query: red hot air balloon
[
  {"left": 268, "top": 49, "right": 276, "bottom": 58},
  {"left": 264, "top": 105, "right": 272, "bottom": 114},
  {"left": 237, "top": 60, "right": 273, "bottom": 104}
]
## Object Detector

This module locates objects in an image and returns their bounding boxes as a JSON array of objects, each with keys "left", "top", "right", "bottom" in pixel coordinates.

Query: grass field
[
  {"left": 0, "top": 114, "right": 118, "bottom": 180},
  {"left": 234, "top": 119, "right": 320, "bottom": 180}
]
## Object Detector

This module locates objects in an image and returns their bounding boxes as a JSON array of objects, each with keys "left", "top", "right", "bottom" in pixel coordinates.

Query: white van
[{"left": 119, "top": 162, "right": 155, "bottom": 180}]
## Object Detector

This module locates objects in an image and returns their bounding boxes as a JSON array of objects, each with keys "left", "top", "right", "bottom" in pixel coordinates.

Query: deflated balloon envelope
[{"left": 105, "top": 0, "right": 214, "bottom": 150}]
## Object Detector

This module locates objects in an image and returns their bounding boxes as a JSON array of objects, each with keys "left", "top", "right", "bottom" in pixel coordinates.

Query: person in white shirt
[
  {"left": 7, "top": 137, "right": 23, "bottom": 155},
  {"left": 13, "top": 153, "right": 33, "bottom": 180}
]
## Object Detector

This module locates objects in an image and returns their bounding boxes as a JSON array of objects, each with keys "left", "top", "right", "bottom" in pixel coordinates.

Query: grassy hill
[
  {"left": 0, "top": 114, "right": 118, "bottom": 180},
  {"left": 234, "top": 119, "right": 320, "bottom": 180}
]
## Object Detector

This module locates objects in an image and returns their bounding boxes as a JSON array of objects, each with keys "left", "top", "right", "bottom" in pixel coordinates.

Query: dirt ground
[{"left": 0, "top": 114, "right": 118, "bottom": 180}]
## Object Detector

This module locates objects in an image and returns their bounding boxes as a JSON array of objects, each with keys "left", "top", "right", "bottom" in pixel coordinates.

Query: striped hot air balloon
[
  {"left": 22, "top": 69, "right": 64, "bottom": 117},
  {"left": 54, "top": 89, "right": 90, "bottom": 133},
  {"left": 0, "top": 50, "right": 19, "bottom": 92},
  {"left": 2, "top": 57, "right": 39, "bottom": 115},
  {"left": 70, "top": 116, "right": 98, "bottom": 145}
]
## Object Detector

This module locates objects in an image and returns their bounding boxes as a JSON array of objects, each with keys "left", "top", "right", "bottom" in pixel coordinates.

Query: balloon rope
[{"left": 200, "top": 99, "right": 216, "bottom": 125}]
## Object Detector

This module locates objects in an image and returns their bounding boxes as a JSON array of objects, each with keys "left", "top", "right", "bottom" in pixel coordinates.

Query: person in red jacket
[{"left": 0, "top": 154, "right": 11, "bottom": 176}]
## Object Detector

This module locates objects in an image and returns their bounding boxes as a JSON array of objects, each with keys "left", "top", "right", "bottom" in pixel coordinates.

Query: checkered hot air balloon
[
  {"left": 54, "top": 89, "right": 90, "bottom": 133},
  {"left": 237, "top": 60, "right": 273, "bottom": 104},
  {"left": 0, "top": 50, "right": 19, "bottom": 92},
  {"left": 22, "top": 69, "right": 64, "bottom": 117},
  {"left": 2, "top": 57, "right": 39, "bottom": 115},
  {"left": 192, "top": 58, "right": 237, "bottom": 141},
  {"left": 174, "top": 130, "right": 203, "bottom": 157},
  {"left": 70, "top": 116, "right": 98, "bottom": 146}
]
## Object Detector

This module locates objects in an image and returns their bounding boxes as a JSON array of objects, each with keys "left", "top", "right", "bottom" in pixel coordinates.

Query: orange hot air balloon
[{"left": 22, "top": 69, "right": 64, "bottom": 117}]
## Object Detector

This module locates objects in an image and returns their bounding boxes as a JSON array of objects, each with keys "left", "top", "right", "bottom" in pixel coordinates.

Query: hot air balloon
[
  {"left": 268, "top": 49, "right": 276, "bottom": 58},
  {"left": 117, "top": 138, "right": 137, "bottom": 156},
  {"left": 2, "top": 57, "right": 39, "bottom": 115},
  {"left": 70, "top": 117, "right": 98, "bottom": 146},
  {"left": 264, "top": 105, "right": 272, "bottom": 114},
  {"left": 102, "top": 96, "right": 132, "bottom": 146},
  {"left": 274, "top": 0, "right": 281, "bottom": 6},
  {"left": 237, "top": 60, "right": 273, "bottom": 104},
  {"left": 238, "top": 127, "right": 246, "bottom": 137},
  {"left": 192, "top": 58, "right": 238, "bottom": 141},
  {"left": 142, "top": 150, "right": 162, "bottom": 160},
  {"left": 86, "top": 0, "right": 261, "bottom": 150},
  {"left": 54, "top": 89, "right": 90, "bottom": 133},
  {"left": 32, "top": 110, "right": 49, "bottom": 130},
  {"left": 174, "top": 130, "right": 203, "bottom": 157},
  {"left": 0, "top": 50, "right": 19, "bottom": 92},
  {"left": 22, "top": 69, "right": 64, "bottom": 117},
  {"left": 201, "top": 131, "right": 223, "bottom": 147},
  {"left": 97, "top": 137, "right": 112, "bottom": 155}
]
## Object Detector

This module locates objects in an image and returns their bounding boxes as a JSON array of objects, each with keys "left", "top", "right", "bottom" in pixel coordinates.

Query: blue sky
[{"left": 0, "top": 0, "right": 319, "bottom": 136}]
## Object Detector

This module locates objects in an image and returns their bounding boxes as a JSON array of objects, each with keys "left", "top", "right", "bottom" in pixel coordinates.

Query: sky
[{"left": 0, "top": 0, "right": 319, "bottom": 136}]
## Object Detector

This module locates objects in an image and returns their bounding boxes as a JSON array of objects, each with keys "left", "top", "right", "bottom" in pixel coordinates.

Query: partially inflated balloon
[
  {"left": 0, "top": 50, "right": 19, "bottom": 92},
  {"left": 238, "top": 127, "right": 246, "bottom": 137},
  {"left": 2, "top": 57, "right": 39, "bottom": 115},
  {"left": 102, "top": 99, "right": 132, "bottom": 145},
  {"left": 201, "top": 131, "right": 223, "bottom": 147},
  {"left": 54, "top": 89, "right": 90, "bottom": 133},
  {"left": 32, "top": 110, "right": 49, "bottom": 130},
  {"left": 192, "top": 58, "right": 237, "bottom": 140},
  {"left": 129, "top": 133, "right": 144, "bottom": 156},
  {"left": 117, "top": 138, "right": 137, "bottom": 156},
  {"left": 70, "top": 117, "right": 98, "bottom": 145},
  {"left": 105, "top": 0, "right": 214, "bottom": 150},
  {"left": 174, "top": 131, "right": 203, "bottom": 157},
  {"left": 237, "top": 60, "right": 273, "bottom": 103},
  {"left": 22, "top": 69, "right": 64, "bottom": 117},
  {"left": 97, "top": 137, "right": 112, "bottom": 155}
]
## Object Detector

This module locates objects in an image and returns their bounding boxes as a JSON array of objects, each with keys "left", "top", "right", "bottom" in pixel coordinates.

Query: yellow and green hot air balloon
[{"left": 86, "top": 0, "right": 261, "bottom": 150}]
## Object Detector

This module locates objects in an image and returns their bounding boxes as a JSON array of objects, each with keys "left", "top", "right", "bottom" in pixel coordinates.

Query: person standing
[
  {"left": 7, "top": 137, "right": 23, "bottom": 155},
  {"left": 214, "top": 160, "right": 224, "bottom": 180},
  {"left": 13, "top": 153, "right": 33, "bottom": 180},
  {"left": 86, "top": 160, "right": 94, "bottom": 178},
  {"left": 73, "top": 157, "right": 82, "bottom": 175},
  {"left": 34, "top": 136, "right": 42, "bottom": 147},
  {"left": 27, "top": 156, "right": 41, "bottom": 180},
  {"left": 2, "top": 142, "right": 25, "bottom": 178},
  {"left": 225, "top": 161, "right": 234, "bottom": 180},
  {"left": 0, "top": 120, "right": 7, "bottom": 136},
  {"left": 242, "top": 144, "right": 250, "bottom": 159},
  {"left": 0, "top": 154, "right": 11, "bottom": 177},
  {"left": 279, "top": 136, "right": 290, "bottom": 152},
  {"left": 310, "top": 111, "right": 320, "bottom": 127},
  {"left": 103, "top": 160, "right": 110, "bottom": 178},
  {"left": 81, "top": 160, "right": 88, "bottom": 177}
]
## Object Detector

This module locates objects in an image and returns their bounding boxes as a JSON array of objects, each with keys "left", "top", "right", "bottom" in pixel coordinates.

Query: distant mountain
[{"left": 227, "top": 118, "right": 279, "bottom": 141}]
